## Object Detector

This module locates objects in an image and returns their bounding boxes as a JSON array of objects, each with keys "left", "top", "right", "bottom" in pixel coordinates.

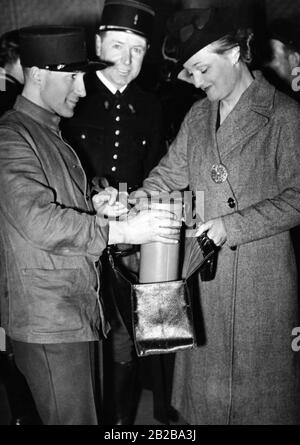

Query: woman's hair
[
  {"left": 0, "top": 30, "right": 20, "bottom": 68},
  {"left": 211, "top": 28, "right": 255, "bottom": 65}
]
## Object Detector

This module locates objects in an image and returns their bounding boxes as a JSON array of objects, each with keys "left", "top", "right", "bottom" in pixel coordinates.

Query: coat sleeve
[
  {"left": 0, "top": 127, "right": 108, "bottom": 257},
  {"left": 223, "top": 113, "right": 300, "bottom": 247},
  {"left": 143, "top": 113, "right": 190, "bottom": 192}
]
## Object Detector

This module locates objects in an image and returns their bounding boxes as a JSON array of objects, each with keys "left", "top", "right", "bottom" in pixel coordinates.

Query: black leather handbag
[{"left": 104, "top": 233, "right": 218, "bottom": 357}]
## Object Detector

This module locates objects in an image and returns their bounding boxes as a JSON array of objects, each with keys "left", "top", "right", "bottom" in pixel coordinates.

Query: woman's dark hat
[
  {"left": 19, "top": 26, "right": 112, "bottom": 72},
  {"left": 99, "top": 0, "right": 155, "bottom": 40},
  {"left": 168, "top": 7, "right": 238, "bottom": 65}
]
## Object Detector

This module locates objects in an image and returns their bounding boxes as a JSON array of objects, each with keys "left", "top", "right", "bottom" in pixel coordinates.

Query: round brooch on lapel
[{"left": 211, "top": 164, "right": 228, "bottom": 183}]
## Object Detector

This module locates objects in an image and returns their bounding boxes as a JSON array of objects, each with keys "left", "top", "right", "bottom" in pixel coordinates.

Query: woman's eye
[{"left": 195, "top": 65, "right": 208, "bottom": 74}]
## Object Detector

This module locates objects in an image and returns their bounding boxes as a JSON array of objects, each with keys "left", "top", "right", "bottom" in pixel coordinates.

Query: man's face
[
  {"left": 268, "top": 39, "right": 294, "bottom": 84},
  {"left": 97, "top": 30, "right": 147, "bottom": 89},
  {"left": 39, "top": 70, "right": 86, "bottom": 117}
]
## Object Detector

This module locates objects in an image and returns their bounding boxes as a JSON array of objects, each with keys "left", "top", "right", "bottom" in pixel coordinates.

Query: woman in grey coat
[{"left": 143, "top": 7, "right": 300, "bottom": 424}]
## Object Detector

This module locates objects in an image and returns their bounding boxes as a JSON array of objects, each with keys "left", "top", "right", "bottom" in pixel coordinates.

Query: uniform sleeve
[
  {"left": 143, "top": 113, "right": 190, "bottom": 192},
  {"left": 0, "top": 127, "right": 108, "bottom": 257},
  {"left": 223, "top": 113, "right": 300, "bottom": 247}
]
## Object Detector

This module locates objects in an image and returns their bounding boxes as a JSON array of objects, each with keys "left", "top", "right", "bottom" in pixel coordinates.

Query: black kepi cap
[
  {"left": 99, "top": 0, "right": 155, "bottom": 40},
  {"left": 19, "top": 26, "right": 111, "bottom": 72}
]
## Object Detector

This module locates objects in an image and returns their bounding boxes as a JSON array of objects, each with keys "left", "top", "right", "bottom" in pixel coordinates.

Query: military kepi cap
[
  {"left": 19, "top": 26, "right": 110, "bottom": 72},
  {"left": 99, "top": 0, "right": 155, "bottom": 40}
]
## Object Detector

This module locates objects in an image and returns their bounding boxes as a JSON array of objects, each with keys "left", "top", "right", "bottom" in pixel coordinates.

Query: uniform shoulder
[
  {"left": 0, "top": 109, "right": 23, "bottom": 129},
  {"left": 0, "top": 110, "right": 34, "bottom": 145}
]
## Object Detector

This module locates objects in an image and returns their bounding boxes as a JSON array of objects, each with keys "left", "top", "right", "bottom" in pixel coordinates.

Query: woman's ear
[{"left": 95, "top": 34, "right": 102, "bottom": 58}]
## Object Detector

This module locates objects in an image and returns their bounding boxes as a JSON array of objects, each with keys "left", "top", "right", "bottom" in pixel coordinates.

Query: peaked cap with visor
[{"left": 19, "top": 26, "right": 111, "bottom": 72}]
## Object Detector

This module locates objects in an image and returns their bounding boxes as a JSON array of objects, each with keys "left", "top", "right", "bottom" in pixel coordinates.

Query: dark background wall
[
  {"left": 0, "top": 0, "right": 105, "bottom": 31},
  {"left": 1, "top": 0, "right": 300, "bottom": 34},
  {"left": 0, "top": 0, "right": 106, "bottom": 55},
  {"left": 0, "top": 0, "right": 300, "bottom": 64},
  {"left": 265, "top": 0, "right": 300, "bottom": 22}
]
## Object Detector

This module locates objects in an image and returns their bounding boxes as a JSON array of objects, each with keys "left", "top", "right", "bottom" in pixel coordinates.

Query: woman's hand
[{"left": 196, "top": 217, "right": 227, "bottom": 247}]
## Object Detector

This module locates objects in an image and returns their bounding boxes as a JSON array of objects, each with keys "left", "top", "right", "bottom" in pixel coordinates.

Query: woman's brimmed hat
[
  {"left": 19, "top": 26, "right": 112, "bottom": 72},
  {"left": 167, "top": 7, "right": 239, "bottom": 66}
]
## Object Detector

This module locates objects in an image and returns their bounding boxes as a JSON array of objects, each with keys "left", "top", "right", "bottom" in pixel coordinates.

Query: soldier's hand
[
  {"left": 109, "top": 209, "right": 181, "bottom": 245},
  {"left": 93, "top": 187, "right": 128, "bottom": 218}
]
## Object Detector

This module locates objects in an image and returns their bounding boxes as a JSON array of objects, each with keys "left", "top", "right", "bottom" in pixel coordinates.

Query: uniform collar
[
  {"left": 14, "top": 95, "right": 61, "bottom": 132},
  {"left": 96, "top": 70, "right": 127, "bottom": 95}
]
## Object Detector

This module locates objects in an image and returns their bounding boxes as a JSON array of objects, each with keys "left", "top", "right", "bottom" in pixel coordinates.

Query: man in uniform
[
  {"left": 62, "top": 0, "right": 165, "bottom": 191},
  {"left": 62, "top": 0, "right": 167, "bottom": 424},
  {"left": 0, "top": 25, "right": 180, "bottom": 425},
  {"left": 0, "top": 28, "right": 40, "bottom": 426}
]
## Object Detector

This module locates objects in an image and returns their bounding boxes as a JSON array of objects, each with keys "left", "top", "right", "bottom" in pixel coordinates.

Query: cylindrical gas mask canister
[{"left": 139, "top": 197, "right": 183, "bottom": 284}]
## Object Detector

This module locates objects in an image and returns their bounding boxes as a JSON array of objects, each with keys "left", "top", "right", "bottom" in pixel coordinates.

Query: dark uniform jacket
[{"left": 62, "top": 72, "right": 166, "bottom": 191}]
